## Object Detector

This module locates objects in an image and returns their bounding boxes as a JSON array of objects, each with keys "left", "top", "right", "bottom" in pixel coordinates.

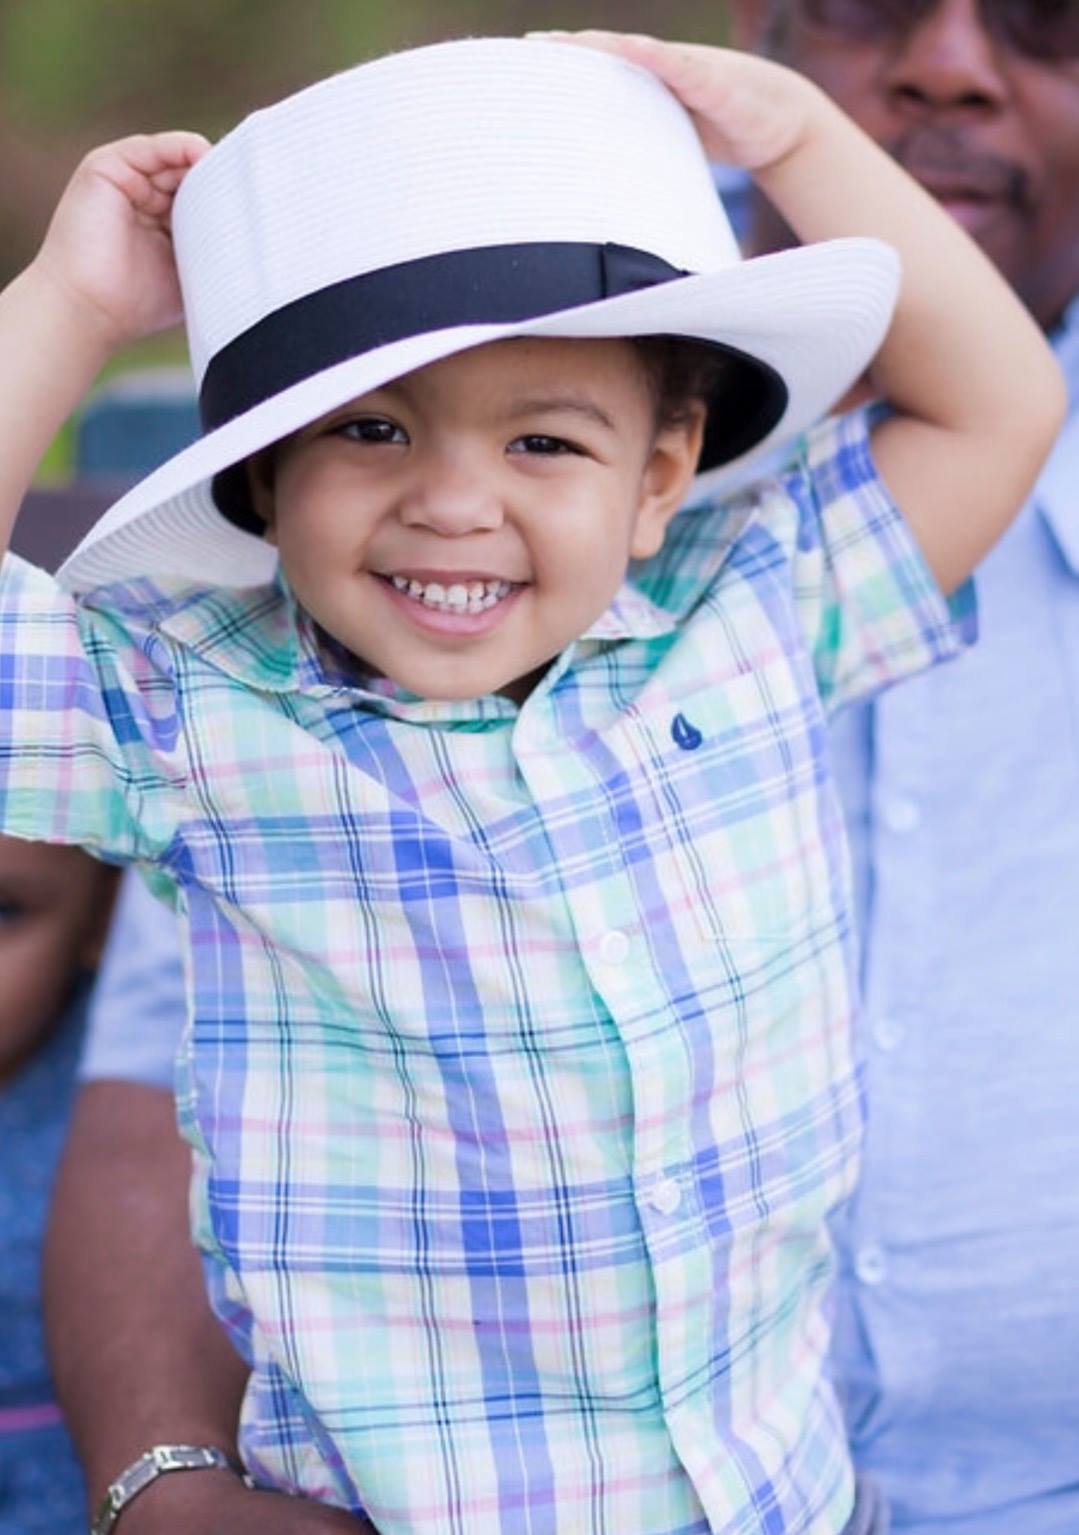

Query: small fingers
[
  {"left": 79, "top": 131, "right": 210, "bottom": 218},
  {"left": 526, "top": 31, "right": 736, "bottom": 118},
  {"left": 106, "top": 130, "right": 212, "bottom": 175}
]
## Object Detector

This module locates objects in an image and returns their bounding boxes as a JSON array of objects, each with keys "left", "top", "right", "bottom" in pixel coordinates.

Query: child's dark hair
[
  {"left": 632, "top": 335, "right": 732, "bottom": 434},
  {"left": 633, "top": 334, "right": 787, "bottom": 470}
]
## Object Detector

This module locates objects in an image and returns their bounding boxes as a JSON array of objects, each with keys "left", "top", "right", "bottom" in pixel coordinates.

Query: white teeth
[{"left": 388, "top": 575, "right": 515, "bottom": 613}]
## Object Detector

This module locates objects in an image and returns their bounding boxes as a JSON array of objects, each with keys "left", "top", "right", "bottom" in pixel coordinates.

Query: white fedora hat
[{"left": 58, "top": 36, "right": 899, "bottom": 595}]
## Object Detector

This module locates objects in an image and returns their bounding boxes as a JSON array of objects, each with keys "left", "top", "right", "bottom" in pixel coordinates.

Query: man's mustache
[{"left": 888, "top": 127, "right": 1031, "bottom": 212}]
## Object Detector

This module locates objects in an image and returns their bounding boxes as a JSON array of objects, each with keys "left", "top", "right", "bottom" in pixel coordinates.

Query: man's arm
[
  {"left": 44, "top": 874, "right": 375, "bottom": 1532},
  {"left": 46, "top": 1077, "right": 372, "bottom": 1533},
  {"left": 45, "top": 1079, "right": 370, "bottom": 1534}
]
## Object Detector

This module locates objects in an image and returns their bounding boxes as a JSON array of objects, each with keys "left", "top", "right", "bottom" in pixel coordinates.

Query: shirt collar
[
  {"left": 154, "top": 571, "right": 678, "bottom": 721},
  {"left": 580, "top": 580, "right": 677, "bottom": 642}
]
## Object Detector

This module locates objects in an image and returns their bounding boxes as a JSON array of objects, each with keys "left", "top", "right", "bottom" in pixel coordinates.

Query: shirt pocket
[{"left": 619, "top": 663, "right": 845, "bottom": 943}]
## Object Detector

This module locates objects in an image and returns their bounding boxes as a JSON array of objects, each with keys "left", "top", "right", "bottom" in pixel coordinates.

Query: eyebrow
[
  {"left": 504, "top": 395, "right": 617, "bottom": 432},
  {"left": 373, "top": 381, "right": 619, "bottom": 433}
]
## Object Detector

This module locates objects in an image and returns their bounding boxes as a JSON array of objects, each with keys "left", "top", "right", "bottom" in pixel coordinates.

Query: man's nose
[
  {"left": 396, "top": 452, "right": 504, "bottom": 536},
  {"left": 886, "top": 0, "right": 1009, "bottom": 116}
]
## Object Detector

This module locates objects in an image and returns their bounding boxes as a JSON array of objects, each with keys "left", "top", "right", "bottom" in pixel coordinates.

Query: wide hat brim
[{"left": 58, "top": 235, "right": 897, "bottom": 594}]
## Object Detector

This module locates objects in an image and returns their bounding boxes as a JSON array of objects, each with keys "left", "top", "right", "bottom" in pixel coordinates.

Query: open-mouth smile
[{"left": 385, "top": 575, "right": 518, "bottom": 615}]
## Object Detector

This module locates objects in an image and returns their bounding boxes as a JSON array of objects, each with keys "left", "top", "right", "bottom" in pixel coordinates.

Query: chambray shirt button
[
  {"left": 598, "top": 930, "right": 631, "bottom": 966},
  {"left": 880, "top": 796, "right": 921, "bottom": 834},
  {"left": 854, "top": 1244, "right": 887, "bottom": 1286},
  {"left": 872, "top": 1016, "right": 904, "bottom": 1053},
  {"left": 649, "top": 1177, "right": 683, "bottom": 1216}
]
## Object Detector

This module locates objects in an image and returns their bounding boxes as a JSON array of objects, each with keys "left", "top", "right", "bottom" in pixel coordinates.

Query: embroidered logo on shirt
[{"left": 671, "top": 713, "right": 703, "bottom": 751}]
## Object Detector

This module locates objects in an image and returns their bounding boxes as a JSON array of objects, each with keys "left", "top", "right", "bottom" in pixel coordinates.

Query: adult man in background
[
  {"left": 45, "top": 3, "right": 1079, "bottom": 1531},
  {"left": 726, "top": 3, "right": 1079, "bottom": 1531}
]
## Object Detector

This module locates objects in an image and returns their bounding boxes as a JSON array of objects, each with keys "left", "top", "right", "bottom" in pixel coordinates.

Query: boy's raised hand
[
  {"left": 530, "top": 32, "right": 821, "bottom": 173},
  {"left": 0, "top": 130, "right": 208, "bottom": 559},
  {"left": 535, "top": 27, "right": 1065, "bottom": 597},
  {"left": 33, "top": 131, "right": 209, "bottom": 352}
]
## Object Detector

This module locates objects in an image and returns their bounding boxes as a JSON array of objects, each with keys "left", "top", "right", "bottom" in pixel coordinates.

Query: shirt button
[
  {"left": 598, "top": 929, "right": 631, "bottom": 966},
  {"left": 649, "top": 1177, "right": 683, "bottom": 1216},
  {"left": 880, "top": 796, "right": 921, "bottom": 834},
  {"left": 854, "top": 1244, "right": 887, "bottom": 1286},
  {"left": 872, "top": 1016, "right": 904, "bottom": 1052}
]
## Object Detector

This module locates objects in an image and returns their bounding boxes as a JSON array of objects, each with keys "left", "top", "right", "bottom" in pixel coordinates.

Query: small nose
[
  {"left": 397, "top": 449, "right": 504, "bottom": 536},
  {"left": 886, "top": 0, "right": 1008, "bottom": 117}
]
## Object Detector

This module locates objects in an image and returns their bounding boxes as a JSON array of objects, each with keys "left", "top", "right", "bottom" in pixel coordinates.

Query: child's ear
[
  {"left": 630, "top": 407, "right": 707, "bottom": 562},
  {"left": 245, "top": 450, "right": 279, "bottom": 545}
]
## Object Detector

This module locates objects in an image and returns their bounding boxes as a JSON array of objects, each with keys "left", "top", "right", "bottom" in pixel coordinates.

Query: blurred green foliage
[
  {"left": 2, "top": 0, "right": 732, "bottom": 277},
  {"left": 2, "top": 0, "right": 731, "bottom": 476}
]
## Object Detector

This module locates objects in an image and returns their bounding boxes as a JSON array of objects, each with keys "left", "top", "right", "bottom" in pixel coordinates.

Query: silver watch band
[{"left": 90, "top": 1443, "right": 255, "bottom": 1535}]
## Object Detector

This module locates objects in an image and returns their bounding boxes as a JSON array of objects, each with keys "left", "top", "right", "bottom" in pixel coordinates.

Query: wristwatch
[{"left": 90, "top": 1443, "right": 255, "bottom": 1534}]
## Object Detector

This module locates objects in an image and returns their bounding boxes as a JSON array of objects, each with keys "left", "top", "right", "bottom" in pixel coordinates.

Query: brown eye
[
  {"left": 508, "top": 435, "right": 579, "bottom": 456},
  {"left": 335, "top": 417, "right": 407, "bottom": 445}
]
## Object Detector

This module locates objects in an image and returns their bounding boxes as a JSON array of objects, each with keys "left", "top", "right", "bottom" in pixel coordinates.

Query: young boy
[
  {"left": 0, "top": 835, "right": 118, "bottom": 1535},
  {"left": 0, "top": 32, "right": 1063, "bottom": 1535}
]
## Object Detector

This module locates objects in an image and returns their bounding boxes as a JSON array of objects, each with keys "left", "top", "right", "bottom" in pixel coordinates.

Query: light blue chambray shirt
[
  {"left": 712, "top": 163, "right": 1079, "bottom": 1528},
  {"left": 827, "top": 300, "right": 1079, "bottom": 1534}
]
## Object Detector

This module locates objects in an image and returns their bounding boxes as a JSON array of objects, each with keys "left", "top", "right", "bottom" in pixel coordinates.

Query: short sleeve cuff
[{"left": 798, "top": 410, "right": 979, "bottom": 714}]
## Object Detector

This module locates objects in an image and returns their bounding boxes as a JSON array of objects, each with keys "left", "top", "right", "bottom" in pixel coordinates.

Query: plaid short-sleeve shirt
[{"left": 0, "top": 414, "right": 971, "bottom": 1535}]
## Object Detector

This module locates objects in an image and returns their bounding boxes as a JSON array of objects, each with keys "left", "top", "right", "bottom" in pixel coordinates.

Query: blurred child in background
[{"left": 0, "top": 834, "right": 117, "bottom": 1535}]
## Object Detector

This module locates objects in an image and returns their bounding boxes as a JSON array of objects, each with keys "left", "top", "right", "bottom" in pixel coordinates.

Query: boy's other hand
[
  {"left": 31, "top": 131, "right": 209, "bottom": 353},
  {"left": 528, "top": 32, "right": 822, "bottom": 174}
]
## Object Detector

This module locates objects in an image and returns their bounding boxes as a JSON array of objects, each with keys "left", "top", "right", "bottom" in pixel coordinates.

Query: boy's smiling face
[{"left": 251, "top": 337, "right": 703, "bottom": 703}]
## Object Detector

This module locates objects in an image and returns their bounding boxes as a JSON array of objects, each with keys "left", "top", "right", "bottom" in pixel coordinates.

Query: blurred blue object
[
  {"left": 712, "top": 162, "right": 751, "bottom": 244},
  {"left": 75, "top": 367, "right": 199, "bottom": 478}
]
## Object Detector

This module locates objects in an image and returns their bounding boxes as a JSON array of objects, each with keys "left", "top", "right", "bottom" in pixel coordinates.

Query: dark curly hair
[{"left": 631, "top": 335, "right": 733, "bottom": 433}]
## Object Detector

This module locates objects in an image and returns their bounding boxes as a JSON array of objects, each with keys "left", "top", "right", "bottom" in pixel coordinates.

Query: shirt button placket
[
  {"left": 854, "top": 1244, "right": 888, "bottom": 1287},
  {"left": 648, "top": 1176, "right": 683, "bottom": 1216},
  {"left": 880, "top": 795, "right": 921, "bottom": 835},
  {"left": 872, "top": 1015, "right": 904, "bottom": 1052},
  {"left": 598, "top": 929, "right": 631, "bottom": 967}
]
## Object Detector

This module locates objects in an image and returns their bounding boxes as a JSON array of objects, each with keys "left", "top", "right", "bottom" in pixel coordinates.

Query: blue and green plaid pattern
[{"left": 0, "top": 413, "right": 970, "bottom": 1533}]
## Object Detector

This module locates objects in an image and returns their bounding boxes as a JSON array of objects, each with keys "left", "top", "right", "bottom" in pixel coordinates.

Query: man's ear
[
  {"left": 245, "top": 450, "right": 278, "bottom": 545},
  {"left": 630, "top": 407, "right": 707, "bottom": 562},
  {"left": 727, "top": 0, "right": 771, "bottom": 50}
]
